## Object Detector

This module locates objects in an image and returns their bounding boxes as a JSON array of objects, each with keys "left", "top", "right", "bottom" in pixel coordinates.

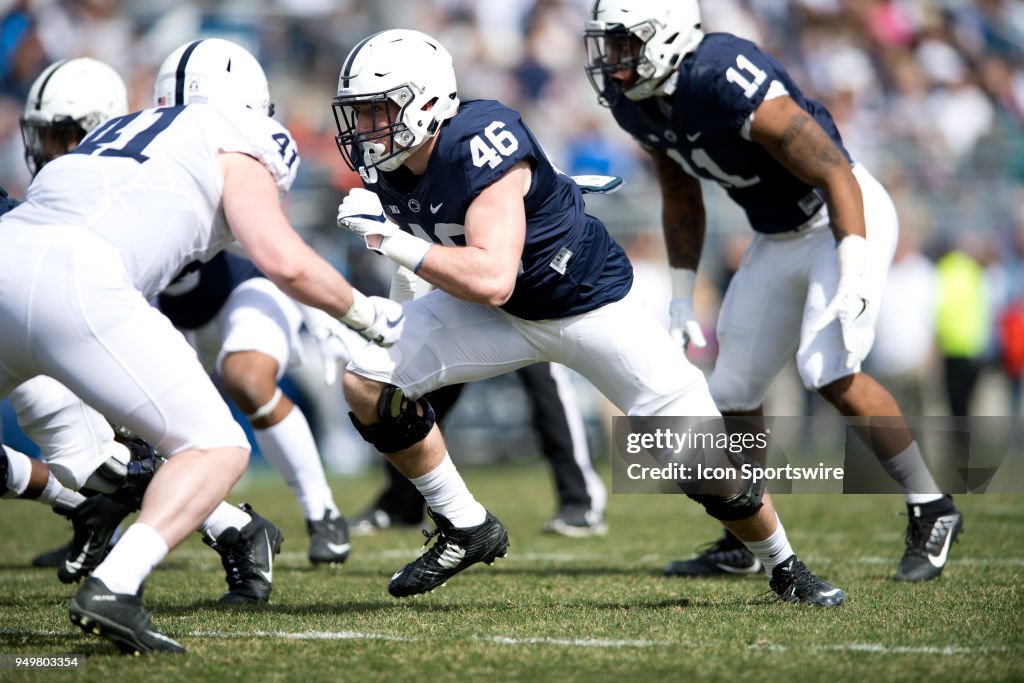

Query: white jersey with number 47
[{"left": 7, "top": 104, "right": 299, "bottom": 300}]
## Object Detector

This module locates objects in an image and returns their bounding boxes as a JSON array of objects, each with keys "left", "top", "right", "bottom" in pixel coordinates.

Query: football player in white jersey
[
  {"left": 5, "top": 57, "right": 296, "bottom": 603},
  {"left": 4, "top": 57, "right": 159, "bottom": 580},
  {"left": 0, "top": 38, "right": 403, "bottom": 655}
]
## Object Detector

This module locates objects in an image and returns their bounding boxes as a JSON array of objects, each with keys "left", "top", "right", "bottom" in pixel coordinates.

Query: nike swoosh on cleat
[
  {"left": 146, "top": 630, "right": 181, "bottom": 645},
  {"left": 927, "top": 518, "right": 958, "bottom": 568},
  {"left": 325, "top": 542, "right": 351, "bottom": 555},
  {"left": 819, "top": 588, "right": 842, "bottom": 597},
  {"left": 390, "top": 570, "right": 403, "bottom": 582},
  {"left": 257, "top": 531, "right": 273, "bottom": 583},
  {"left": 386, "top": 316, "right": 402, "bottom": 328},
  {"left": 716, "top": 562, "right": 761, "bottom": 575},
  {"left": 63, "top": 540, "right": 91, "bottom": 574}
]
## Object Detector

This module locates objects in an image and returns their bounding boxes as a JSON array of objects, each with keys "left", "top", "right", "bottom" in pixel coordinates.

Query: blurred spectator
[{"left": 936, "top": 240, "right": 991, "bottom": 417}]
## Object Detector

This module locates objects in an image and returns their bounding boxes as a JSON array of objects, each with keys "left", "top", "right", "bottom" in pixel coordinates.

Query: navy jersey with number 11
[
  {"left": 369, "top": 99, "right": 633, "bottom": 320},
  {"left": 611, "top": 33, "right": 853, "bottom": 234}
]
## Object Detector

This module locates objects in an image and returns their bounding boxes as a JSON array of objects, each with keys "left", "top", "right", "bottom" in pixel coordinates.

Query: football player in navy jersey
[
  {"left": 584, "top": 0, "right": 961, "bottom": 582},
  {"left": 334, "top": 29, "right": 842, "bottom": 605}
]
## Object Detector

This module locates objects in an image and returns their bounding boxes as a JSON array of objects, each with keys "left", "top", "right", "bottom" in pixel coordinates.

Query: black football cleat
[
  {"left": 203, "top": 504, "right": 283, "bottom": 604},
  {"left": 767, "top": 555, "right": 845, "bottom": 606},
  {"left": 69, "top": 577, "right": 184, "bottom": 654},
  {"left": 896, "top": 496, "right": 963, "bottom": 582},
  {"left": 32, "top": 541, "right": 72, "bottom": 567},
  {"left": 664, "top": 529, "right": 764, "bottom": 577},
  {"left": 388, "top": 509, "right": 508, "bottom": 598},
  {"left": 57, "top": 495, "right": 132, "bottom": 584},
  {"left": 307, "top": 512, "right": 351, "bottom": 565}
]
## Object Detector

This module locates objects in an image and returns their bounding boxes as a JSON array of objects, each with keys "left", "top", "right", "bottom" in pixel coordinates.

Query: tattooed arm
[
  {"left": 749, "top": 96, "right": 864, "bottom": 243},
  {"left": 649, "top": 148, "right": 709, "bottom": 350},
  {"left": 649, "top": 148, "right": 706, "bottom": 270}
]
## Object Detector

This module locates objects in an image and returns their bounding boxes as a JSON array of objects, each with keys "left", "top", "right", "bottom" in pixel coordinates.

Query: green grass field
[{"left": 1, "top": 462, "right": 1021, "bottom": 682}]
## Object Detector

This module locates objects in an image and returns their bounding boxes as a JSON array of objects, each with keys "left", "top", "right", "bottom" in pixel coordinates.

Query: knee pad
[
  {"left": 349, "top": 385, "right": 436, "bottom": 454},
  {"left": 687, "top": 475, "right": 766, "bottom": 521}
]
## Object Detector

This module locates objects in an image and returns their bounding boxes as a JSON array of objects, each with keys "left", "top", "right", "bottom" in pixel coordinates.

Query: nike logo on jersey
[
  {"left": 429, "top": 202, "right": 443, "bottom": 214},
  {"left": 927, "top": 515, "right": 959, "bottom": 567},
  {"left": 686, "top": 132, "right": 702, "bottom": 142}
]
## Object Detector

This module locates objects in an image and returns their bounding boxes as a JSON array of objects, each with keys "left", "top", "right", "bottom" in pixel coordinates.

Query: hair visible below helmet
[
  {"left": 19, "top": 57, "right": 128, "bottom": 175},
  {"left": 584, "top": 0, "right": 703, "bottom": 105},
  {"left": 332, "top": 29, "right": 459, "bottom": 183},
  {"left": 153, "top": 37, "right": 273, "bottom": 116}
]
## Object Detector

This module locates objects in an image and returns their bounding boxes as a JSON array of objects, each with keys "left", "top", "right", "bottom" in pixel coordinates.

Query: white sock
[
  {"left": 409, "top": 453, "right": 486, "bottom": 528},
  {"left": 879, "top": 442, "right": 943, "bottom": 504},
  {"left": 37, "top": 473, "right": 87, "bottom": 509},
  {"left": 254, "top": 407, "right": 338, "bottom": 520},
  {"left": 743, "top": 516, "right": 795, "bottom": 575},
  {"left": 2, "top": 446, "right": 32, "bottom": 498},
  {"left": 200, "top": 502, "right": 252, "bottom": 540},
  {"left": 91, "top": 523, "right": 168, "bottom": 595}
]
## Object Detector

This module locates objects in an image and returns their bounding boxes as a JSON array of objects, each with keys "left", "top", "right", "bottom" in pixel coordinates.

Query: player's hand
[
  {"left": 298, "top": 304, "right": 361, "bottom": 386},
  {"left": 355, "top": 296, "right": 405, "bottom": 347},
  {"left": 669, "top": 297, "right": 707, "bottom": 351},
  {"left": 811, "top": 284, "right": 874, "bottom": 369},
  {"left": 810, "top": 235, "right": 873, "bottom": 369},
  {"left": 336, "top": 188, "right": 396, "bottom": 252}
]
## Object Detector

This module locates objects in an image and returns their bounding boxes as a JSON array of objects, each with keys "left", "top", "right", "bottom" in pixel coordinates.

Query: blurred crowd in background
[{"left": 0, "top": 0, "right": 1021, "bottom": 472}]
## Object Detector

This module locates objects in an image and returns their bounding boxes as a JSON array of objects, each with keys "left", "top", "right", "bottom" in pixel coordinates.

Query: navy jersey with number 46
[
  {"left": 611, "top": 33, "right": 853, "bottom": 234},
  {"left": 369, "top": 99, "right": 633, "bottom": 320}
]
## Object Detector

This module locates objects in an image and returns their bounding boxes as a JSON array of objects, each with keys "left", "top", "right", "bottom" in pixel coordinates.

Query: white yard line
[{"left": 0, "top": 627, "right": 1014, "bottom": 655}]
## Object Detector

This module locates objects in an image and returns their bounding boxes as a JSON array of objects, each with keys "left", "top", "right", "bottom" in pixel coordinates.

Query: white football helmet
[
  {"left": 584, "top": 0, "right": 703, "bottom": 105},
  {"left": 20, "top": 57, "right": 128, "bottom": 175},
  {"left": 154, "top": 38, "right": 273, "bottom": 116},
  {"left": 332, "top": 29, "right": 459, "bottom": 183}
]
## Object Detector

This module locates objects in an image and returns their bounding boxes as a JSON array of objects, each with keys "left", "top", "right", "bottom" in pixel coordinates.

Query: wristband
[
  {"left": 669, "top": 268, "right": 697, "bottom": 300},
  {"left": 380, "top": 230, "right": 433, "bottom": 273},
  {"left": 338, "top": 290, "right": 375, "bottom": 330},
  {"left": 836, "top": 234, "right": 867, "bottom": 281}
]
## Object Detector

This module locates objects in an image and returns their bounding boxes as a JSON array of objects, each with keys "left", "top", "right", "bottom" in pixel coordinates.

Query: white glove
[
  {"left": 298, "top": 304, "right": 362, "bottom": 386},
  {"left": 336, "top": 188, "right": 396, "bottom": 249},
  {"left": 669, "top": 298, "right": 707, "bottom": 350},
  {"left": 337, "top": 188, "right": 432, "bottom": 272},
  {"left": 335, "top": 290, "right": 406, "bottom": 348},
  {"left": 668, "top": 268, "right": 707, "bottom": 351},
  {"left": 810, "top": 235, "right": 874, "bottom": 369}
]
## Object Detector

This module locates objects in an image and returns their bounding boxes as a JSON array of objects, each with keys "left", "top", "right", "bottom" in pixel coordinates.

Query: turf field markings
[{"left": 1, "top": 628, "right": 1018, "bottom": 655}]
